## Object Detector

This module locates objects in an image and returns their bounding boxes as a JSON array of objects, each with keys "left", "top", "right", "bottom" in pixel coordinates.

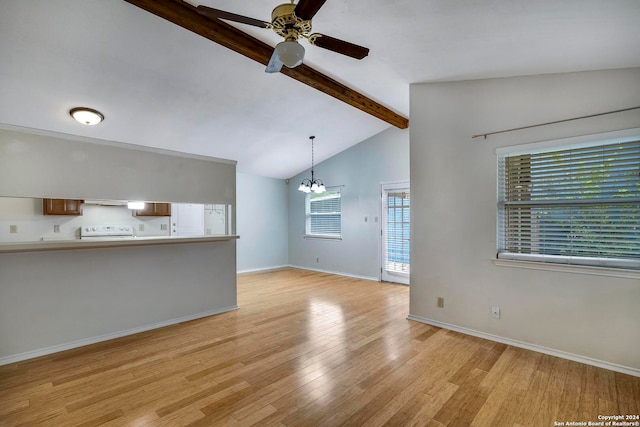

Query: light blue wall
[
  {"left": 236, "top": 172, "right": 289, "bottom": 272},
  {"left": 287, "top": 127, "right": 409, "bottom": 279}
]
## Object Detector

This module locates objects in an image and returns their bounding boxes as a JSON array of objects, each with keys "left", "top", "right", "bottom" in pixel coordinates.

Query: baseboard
[
  {"left": 0, "top": 305, "right": 239, "bottom": 366},
  {"left": 288, "top": 264, "right": 379, "bottom": 282},
  {"left": 237, "top": 265, "right": 290, "bottom": 274},
  {"left": 407, "top": 314, "right": 640, "bottom": 378}
]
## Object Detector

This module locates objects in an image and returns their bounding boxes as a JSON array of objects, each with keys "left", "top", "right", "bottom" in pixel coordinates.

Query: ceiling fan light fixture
[
  {"left": 70, "top": 107, "right": 104, "bottom": 125},
  {"left": 275, "top": 40, "right": 305, "bottom": 68}
]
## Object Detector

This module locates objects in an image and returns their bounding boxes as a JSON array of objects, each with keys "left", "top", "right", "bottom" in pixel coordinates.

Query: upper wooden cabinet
[
  {"left": 134, "top": 202, "right": 171, "bottom": 217},
  {"left": 43, "top": 199, "right": 84, "bottom": 216}
]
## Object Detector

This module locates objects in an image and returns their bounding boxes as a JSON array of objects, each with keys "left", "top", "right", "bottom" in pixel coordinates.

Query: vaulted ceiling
[{"left": 1, "top": 0, "right": 639, "bottom": 178}]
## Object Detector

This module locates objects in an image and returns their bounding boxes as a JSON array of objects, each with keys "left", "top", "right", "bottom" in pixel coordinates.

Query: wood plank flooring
[{"left": 1, "top": 268, "right": 638, "bottom": 426}]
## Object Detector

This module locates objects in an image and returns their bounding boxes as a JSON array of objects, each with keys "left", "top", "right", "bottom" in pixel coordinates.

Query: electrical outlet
[
  {"left": 374, "top": 216, "right": 379, "bottom": 223},
  {"left": 491, "top": 306, "right": 501, "bottom": 319},
  {"left": 437, "top": 297, "right": 444, "bottom": 308},
  {"left": 139, "top": 224, "right": 145, "bottom": 232},
  {"left": 53, "top": 224, "right": 60, "bottom": 233},
  {"left": 160, "top": 224, "right": 168, "bottom": 231},
  {"left": 206, "top": 228, "right": 212, "bottom": 235},
  {"left": 9, "top": 225, "right": 17, "bottom": 234},
  {"left": 316, "top": 257, "right": 320, "bottom": 263}
]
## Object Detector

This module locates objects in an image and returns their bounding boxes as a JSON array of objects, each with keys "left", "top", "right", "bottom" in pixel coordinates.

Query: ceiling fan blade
[
  {"left": 309, "top": 34, "right": 369, "bottom": 59},
  {"left": 265, "top": 49, "right": 284, "bottom": 73},
  {"left": 196, "top": 5, "right": 270, "bottom": 28},
  {"left": 293, "top": 0, "right": 327, "bottom": 20}
]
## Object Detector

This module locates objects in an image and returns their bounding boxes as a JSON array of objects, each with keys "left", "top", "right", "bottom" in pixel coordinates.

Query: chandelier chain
[{"left": 310, "top": 136, "right": 315, "bottom": 178}]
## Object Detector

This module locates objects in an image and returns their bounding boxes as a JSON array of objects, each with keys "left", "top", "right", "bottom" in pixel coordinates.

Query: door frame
[{"left": 379, "top": 181, "right": 410, "bottom": 285}]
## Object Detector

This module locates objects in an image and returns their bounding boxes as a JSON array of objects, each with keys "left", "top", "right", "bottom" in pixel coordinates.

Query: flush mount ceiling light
[
  {"left": 298, "top": 135, "right": 326, "bottom": 194},
  {"left": 69, "top": 107, "right": 104, "bottom": 125}
]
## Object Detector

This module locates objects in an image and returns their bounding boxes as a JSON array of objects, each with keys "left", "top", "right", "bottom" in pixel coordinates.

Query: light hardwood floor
[{"left": 1, "top": 268, "right": 638, "bottom": 426}]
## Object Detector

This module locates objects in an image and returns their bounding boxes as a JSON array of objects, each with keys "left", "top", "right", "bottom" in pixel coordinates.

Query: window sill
[
  {"left": 304, "top": 234, "right": 342, "bottom": 241},
  {"left": 493, "top": 259, "right": 640, "bottom": 280}
]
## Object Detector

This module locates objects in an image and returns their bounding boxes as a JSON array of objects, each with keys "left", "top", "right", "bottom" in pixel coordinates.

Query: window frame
[
  {"left": 496, "top": 128, "right": 640, "bottom": 272},
  {"left": 304, "top": 187, "right": 342, "bottom": 240}
]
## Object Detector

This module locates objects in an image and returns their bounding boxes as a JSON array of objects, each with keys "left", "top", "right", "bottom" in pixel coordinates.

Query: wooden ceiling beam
[{"left": 123, "top": 0, "right": 409, "bottom": 129}]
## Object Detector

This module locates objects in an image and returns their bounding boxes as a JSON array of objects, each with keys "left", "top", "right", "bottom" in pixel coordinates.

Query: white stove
[{"left": 81, "top": 225, "right": 134, "bottom": 240}]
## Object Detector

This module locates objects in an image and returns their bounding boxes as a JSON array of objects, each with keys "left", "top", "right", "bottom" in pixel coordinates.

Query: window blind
[
  {"left": 306, "top": 190, "right": 341, "bottom": 237},
  {"left": 384, "top": 191, "right": 410, "bottom": 273},
  {"left": 498, "top": 139, "right": 640, "bottom": 269}
]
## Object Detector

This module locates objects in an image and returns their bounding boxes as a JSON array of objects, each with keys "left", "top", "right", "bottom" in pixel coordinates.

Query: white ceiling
[{"left": 1, "top": 0, "right": 639, "bottom": 178}]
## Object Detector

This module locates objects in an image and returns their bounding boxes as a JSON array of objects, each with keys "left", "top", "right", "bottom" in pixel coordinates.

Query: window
[
  {"left": 497, "top": 135, "right": 640, "bottom": 270},
  {"left": 305, "top": 189, "right": 341, "bottom": 238}
]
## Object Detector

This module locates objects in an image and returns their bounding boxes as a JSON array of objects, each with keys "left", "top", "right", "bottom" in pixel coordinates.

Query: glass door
[{"left": 381, "top": 183, "right": 410, "bottom": 285}]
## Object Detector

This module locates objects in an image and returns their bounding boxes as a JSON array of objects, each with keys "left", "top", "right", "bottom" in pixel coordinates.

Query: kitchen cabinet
[
  {"left": 43, "top": 199, "right": 83, "bottom": 215},
  {"left": 135, "top": 202, "right": 171, "bottom": 217}
]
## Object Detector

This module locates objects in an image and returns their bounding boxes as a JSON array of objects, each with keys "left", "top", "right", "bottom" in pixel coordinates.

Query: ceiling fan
[
  {"left": 124, "top": 0, "right": 408, "bottom": 128},
  {"left": 196, "top": 0, "right": 369, "bottom": 73}
]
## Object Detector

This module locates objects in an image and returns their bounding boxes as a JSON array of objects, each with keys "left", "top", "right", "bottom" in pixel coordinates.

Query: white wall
[
  {"left": 0, "top": 126, "right": 236, "bottom": 206},
  {"left": 236, "top": 173, "right": 288, "bottom": 272},
  {"left": 288, "top": 127, "right": 409, "bottom": 280},
  {"left": 204, "top": 204, "right": 228, "bottom": 235},
  {"left": 409, "top": 68, "right": 640, "bottom": 372},
  {"left": 0, "top": 241, "right": 237, "bottom": 361}
]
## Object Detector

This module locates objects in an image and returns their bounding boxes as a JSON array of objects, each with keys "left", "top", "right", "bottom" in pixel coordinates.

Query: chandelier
[{"left": 298, "top": 136, "right": 326, "bottom": 194}]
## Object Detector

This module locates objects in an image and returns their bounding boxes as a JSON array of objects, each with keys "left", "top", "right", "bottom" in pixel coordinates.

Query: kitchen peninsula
[
  {"left": 0, "top": 126, "right": 239, "bottom": 365},
  {"left": 0, "top": 233, "right": 239, "bottom": 253}
]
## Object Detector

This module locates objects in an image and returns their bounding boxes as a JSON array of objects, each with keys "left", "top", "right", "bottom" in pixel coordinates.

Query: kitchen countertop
[{"left": 0, "top": 235, "right": 240, "bottom": 253}]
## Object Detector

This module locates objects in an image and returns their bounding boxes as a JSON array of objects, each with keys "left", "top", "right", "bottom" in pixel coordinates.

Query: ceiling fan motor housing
[{"left": 271, "top": 3, "right": 312, "bottom": 41}]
